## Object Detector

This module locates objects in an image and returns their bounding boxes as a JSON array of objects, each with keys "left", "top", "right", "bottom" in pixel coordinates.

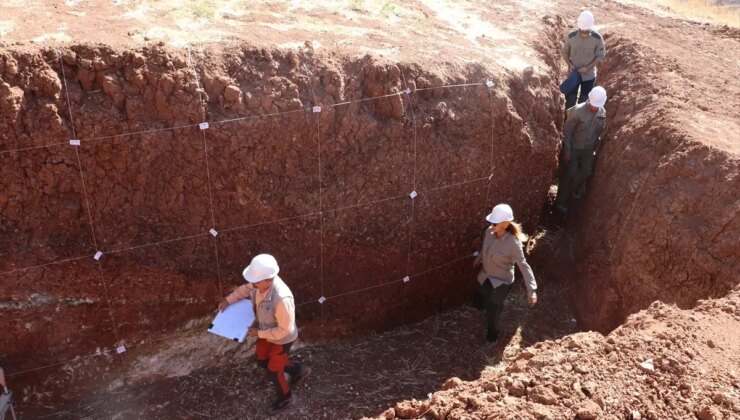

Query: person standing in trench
[
  {"left": 556, "top": 86, "right": 608, "bottom": 214},
  {"left": 217, "top": 254, "right": 311, "bottom": 415},
  {"left": 562, "top": 10, "right": 606, "bottom": 109},
  {"left": 473, "top": 204, "right": 538, "bottom": 353}
]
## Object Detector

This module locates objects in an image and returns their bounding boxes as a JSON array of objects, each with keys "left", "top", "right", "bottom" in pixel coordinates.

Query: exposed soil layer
[
  {"left": 550, "top": 7, "right": 740, "bottom": 332},
  {"left": 0, "top": 40, "right": 561, "bottom": 403},
  {"left": 1, "top": 0, "right": 739, "bottom": 417},
  {"left": 377, "top": 287, "right": 740, "bottom": 420}
]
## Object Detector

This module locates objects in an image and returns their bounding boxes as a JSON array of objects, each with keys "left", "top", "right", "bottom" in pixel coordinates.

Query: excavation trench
[{"left": 1, "top": 17, "right": 737, "bottom": 418}]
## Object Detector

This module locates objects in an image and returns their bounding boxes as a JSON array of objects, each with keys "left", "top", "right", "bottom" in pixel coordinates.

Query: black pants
[
  {"left": 565, "top": 78, "right": 595, "bottom": 109},
  {"left": 474, "top": 280, "right": 512, "bottom": 342}
]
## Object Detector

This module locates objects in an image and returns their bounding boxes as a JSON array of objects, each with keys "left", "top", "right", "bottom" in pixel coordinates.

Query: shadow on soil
[{"left": 32, "top": 274, "right": 577, "bottom": 420}]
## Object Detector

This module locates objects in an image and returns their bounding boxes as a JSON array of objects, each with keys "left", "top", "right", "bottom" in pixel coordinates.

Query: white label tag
[
  {"left": 318, "top": 296, "right": 326, "bottom": 304},
  {"left": 93, "top": 251, "right": 103, "bottom": 261},
  {"left": 403, "top": 276, "right": 410, "bottom": 283},
  {"left": 473, "top": 251, "right": 480, "bottom": 257},
  {"left": 209, "top": 228, "right": 218, "bottom": 237},
  {"left": 409, "top": 190, "right": 418, "bottom": 199},
  {"left": 312, "top": 106, "right": 322, "bottom": 113},
  {"left": 486, "top": 80, "right": 494, "bottom": 88},
  {"left": 199, "top": 122, "right": 209, "bottom": 130},
  {"left": 488, "top": 173, "right": 494, "bottom": 180},
  {"left": 404, "top": 88, "right": 411, "bottom": 94},
  {"left": 69, "top": 139, "right": 81, "bottom": 146},
  {"left": 116, "top": 345, "right": 126, "bottom": 354}
]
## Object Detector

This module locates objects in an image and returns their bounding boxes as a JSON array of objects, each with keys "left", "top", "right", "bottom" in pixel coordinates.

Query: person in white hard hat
[
  {"left": 217, "top": 254, "right": 311, "bottom": 415},
  {"left": 562, "top": 10, "right": 606, "bottom": 108},
  {"left": 556, "top": 86, "right": 608, "bottom": 214},
  {"left": 473, "top": 204, "right": 538, "bottom": 353}
]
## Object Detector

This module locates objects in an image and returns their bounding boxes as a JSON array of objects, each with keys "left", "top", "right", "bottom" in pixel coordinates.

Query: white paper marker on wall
[
  {"left": 93, "top": 251, "right": 103, "bottom": 261},
  {"left": 69, "top": 139, "right": 81, "bottom": 146},
  {"left": 199, "top": 122, "right": 209, "bottom": 130}
]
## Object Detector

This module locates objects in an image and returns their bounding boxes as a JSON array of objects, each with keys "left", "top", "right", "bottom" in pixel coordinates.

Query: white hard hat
[
  {"left": 486, "top": 204, "right": 514, "bottom": 224},
  {"left": 242, "top": 254, "right": 280, "bottom": 283},
  {"left": 577, "top": 10, "right": 595, "bottom": 30},
  {"left": 588, "top": 86, "right": 607, "bottom": 108}
]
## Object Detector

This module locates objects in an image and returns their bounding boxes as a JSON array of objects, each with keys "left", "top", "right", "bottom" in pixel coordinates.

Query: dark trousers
[
  {"left": 556, "top": 149, "right": 595, "bottom": 207},
  {"left": 255, "top": 339, "right": 303, "bottom": 399},
  {"left": 565, "top": 78, "right": 595, "bottom": 109},
  {"left": 474, "top": 280, "right": 512, "bottom": 342}
]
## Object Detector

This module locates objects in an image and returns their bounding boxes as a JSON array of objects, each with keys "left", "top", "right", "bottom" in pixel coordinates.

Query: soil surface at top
[
  {"left": 3, "top": 0, "right": 738, "bottom": 152},
  {"left": 1, "top": 0, "right": 552, "bottom": 74}
]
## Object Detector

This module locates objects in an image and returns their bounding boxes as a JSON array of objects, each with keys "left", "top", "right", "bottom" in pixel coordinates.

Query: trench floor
[{"left": 30, "top": 278, "right": 577, "bottom": 420}]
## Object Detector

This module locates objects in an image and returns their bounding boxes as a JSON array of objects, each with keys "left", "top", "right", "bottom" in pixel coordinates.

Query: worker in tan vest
[
  {"left": 562, "top": 10, "right": 606, "bottom": 108},
  {"left": 218, "top": 254, "right": 310, "bottom": 415},
  {"left": 556, "top": 86, "right": 608, "bottom": 214}
]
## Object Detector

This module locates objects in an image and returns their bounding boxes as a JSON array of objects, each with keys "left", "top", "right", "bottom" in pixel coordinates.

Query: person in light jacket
[
  {"left": 473, "top": 204, "right": 538, "bottom": 352},
  {"left": 218, "top": 254, "right": 311, "bottom": 415}
]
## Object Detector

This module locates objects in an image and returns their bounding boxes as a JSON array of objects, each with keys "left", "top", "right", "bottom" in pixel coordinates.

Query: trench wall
[
  {"left": 565, "top": 34, "right": 740, "bottom": 332},
  {"left": 0, "top": 44, "right": 562, "bottom": 393}
]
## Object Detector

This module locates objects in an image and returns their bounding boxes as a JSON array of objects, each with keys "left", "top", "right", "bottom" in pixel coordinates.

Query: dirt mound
[{"left": 378, "top": 287, "right": 740, "bottom": 420}]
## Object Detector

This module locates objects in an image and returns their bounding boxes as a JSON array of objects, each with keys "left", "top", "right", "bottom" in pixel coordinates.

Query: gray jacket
[
  {"left": 563, "top": 102, "right": 607, "bottom": 153},
  {"left": 562, "top": 29, "right": 606, "bottom": 81},
  {"left": 477, "top": 230, "right": 537, "bottom": 297}
]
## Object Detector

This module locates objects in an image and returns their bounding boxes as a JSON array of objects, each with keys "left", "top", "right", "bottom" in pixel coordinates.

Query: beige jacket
[
  {"left": 476, "top": 230, "right": 537, "bottom": 297},
  {"left": 225, "top": 276, "right": 298, "bottom": 345}
]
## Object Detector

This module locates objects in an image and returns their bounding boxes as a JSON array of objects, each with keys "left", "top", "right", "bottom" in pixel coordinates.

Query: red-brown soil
[
  {"left": 378, "top": 288, "right": 740, "bottom": 420},
  {"left": 551, "top": 3, "right": 740, "bottom": 332},
  {"left": 1, "top": 0, "right": 738, "bottom": 418},
  {"left": 21, "top": 280, "right": 577, "bottom": 419},
  {"left": 1, "top": 12, "right": 561, "bottom": 409}
]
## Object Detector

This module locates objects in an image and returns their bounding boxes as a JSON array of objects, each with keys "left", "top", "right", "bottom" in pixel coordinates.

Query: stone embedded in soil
[
  {"left": 528, "top": 385, "right": 559, "bottom": 405},
  {"left": 574, "top": 399, "right": 603, "bottom": 419},
  {"left": 441, "top": 377, "right": 463, "bottom": 391},
  {"left": 394, "top": 399, "right": 425, "bottom": 419},
  {"left": 697, "top": 405, "right": 723, "bottom": 420}
]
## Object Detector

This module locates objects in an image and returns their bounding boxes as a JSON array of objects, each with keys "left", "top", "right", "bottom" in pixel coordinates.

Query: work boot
[
  {"left": 290, "top": 366, "right": 312, "bottom": 387},
  {"left": 268, "top": 393, "right": 293, "bottom": 415}
]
